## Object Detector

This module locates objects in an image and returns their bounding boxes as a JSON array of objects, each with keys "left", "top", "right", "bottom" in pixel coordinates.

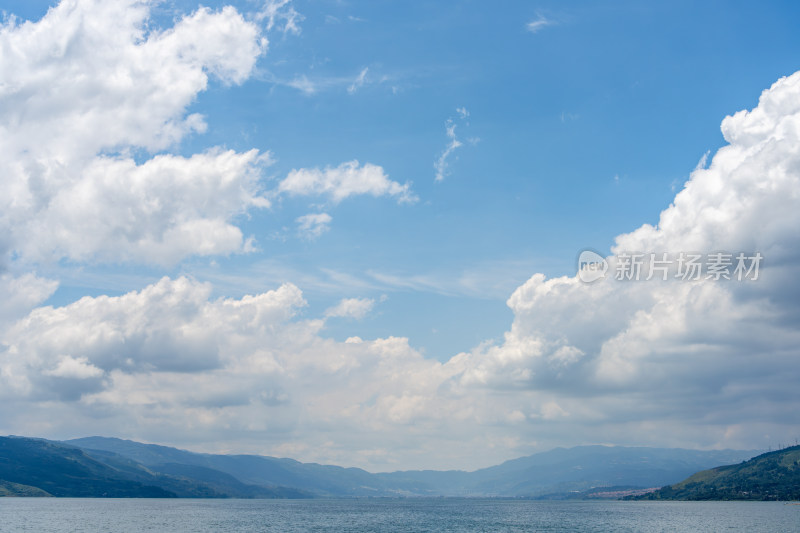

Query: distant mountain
[
  {"left": 469, "top": 445, "right": 758, "bottom": 497},
  {"left": 66, "top": 436, "right": 759, "bottom": 498},
  {"left": 635, "top": 445, "right": 800, "bottom": 500},
  {"left": 377, "top": 445, "right": 758, "bottom": 497},
  {"left": 78, "top": 447, "right": 310, "bottom": 498},
  {"left": 68, "top": 436, "right": 411, "bottom": 497}
]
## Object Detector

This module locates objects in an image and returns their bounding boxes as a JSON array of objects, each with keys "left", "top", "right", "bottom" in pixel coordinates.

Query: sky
[{"left": 1, "top": 0, "right": 799, "bottom": 472}]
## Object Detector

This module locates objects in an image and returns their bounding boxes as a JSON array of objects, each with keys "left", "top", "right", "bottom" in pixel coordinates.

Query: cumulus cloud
[
  {"left": 0, "top": 277, "right": 306, "bottom": 398},
  {"left": 0, "top": 1, "right": 264, "bottom": 158},
  {"left": 5, "top": 66, "right": 800, "bottom": 466},
  {"left": 0, "top": 276, "right": 462, "bottom": 467},
  {"left": 44, "top": 356, "right": 104, "bottom": 380},
  {"left": 325, "top": 297, "right": 375, "bottom": 319},
  {"left": 2, "top": 69, "right": 794, "bottom": 471},
  {"left": 449, "top": 71, "right": 800, "bottom": 449},
  {"left": 0, "top": 0, "right": 269, "bottom": 266},
  {"left": 0, "top": 273, "right": 59, "bottom": 327},
  {"left": 278, "top": 160, "right": 417, "bottom": 204},
  {"left": 17, "top": 149, "right": 271, "bottom": 265}
]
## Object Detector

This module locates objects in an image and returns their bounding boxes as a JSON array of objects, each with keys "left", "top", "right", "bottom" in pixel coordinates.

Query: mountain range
[{"left": 0, "top": 435, "right": 761, "bottom": 498}]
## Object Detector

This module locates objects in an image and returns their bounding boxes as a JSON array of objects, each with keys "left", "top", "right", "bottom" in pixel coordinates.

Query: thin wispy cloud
[
  {"left": 348, "top": 67, "right": 369, "bottom": 94},
  {"left": 434, "top": 120, "right": 462, "bottom": 182},
  {"left": 526, "top": 13, "right": 555, "bottom": 33},
  {"left": 257, "top": 0, "right": 304, "bottom": 35},
  {"left": 286, "top": 75, "right": 317, "bottom": 94},
  {"left": 434, "top": 108, "right": 477, "bottom": 182},
  {"left": 272, "top": 67, "right": 387, "bottom": 96},
  {"left": 296, "top": 212, "right": 332, "bottom": 240}
]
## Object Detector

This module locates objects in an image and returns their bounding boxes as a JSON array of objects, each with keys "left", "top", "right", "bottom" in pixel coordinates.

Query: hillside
[
  {"left": 0, "top": 479, "right": 51, "bottom": 497},
  {"left": 0, "top": 437, "right": 174, "bottom": 497},
  {"left": 636, "top": 445, "right": 800, "bottom": 500},
  {"left": 0, "top": 436, "right": 309, "bottom": 498}
]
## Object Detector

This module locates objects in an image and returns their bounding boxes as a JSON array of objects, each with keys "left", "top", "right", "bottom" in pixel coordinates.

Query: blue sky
[
  {"left": 2, "top": 0, "right": 800, "bottom": 470},
  {"left": 29, "top": 0, "right": 800, "bottom": 358}
]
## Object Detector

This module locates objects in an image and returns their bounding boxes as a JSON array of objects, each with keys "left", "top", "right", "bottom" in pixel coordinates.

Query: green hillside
[
  {"left": 0, "top": 436, "right": 174, "bottom": 497},
  {"left": 636, "top": 445, "right": 800, "bottom": 501},
  {"left": 0, "top": 479, "right": 52, "bottom": 497}
]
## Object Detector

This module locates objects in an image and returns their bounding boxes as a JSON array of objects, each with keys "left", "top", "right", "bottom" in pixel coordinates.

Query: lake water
[{"left": 0, "top": 498, "right": 798, "bottom": 532}]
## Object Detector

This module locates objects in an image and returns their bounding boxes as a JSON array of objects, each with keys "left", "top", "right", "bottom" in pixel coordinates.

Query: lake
[{"left": 1, "top": 498, "right": 798, "bottom": 532}]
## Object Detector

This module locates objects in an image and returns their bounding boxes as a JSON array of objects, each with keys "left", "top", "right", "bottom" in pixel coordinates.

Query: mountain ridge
[
  {"left": 66, "top": 436, "right": 759, "bottom": 497},
  {"left": 634, "top": 445, "right": 800, "bottom": 500},
  {"left": 1, "top": 434, "right": 764, "bottom": 499}
]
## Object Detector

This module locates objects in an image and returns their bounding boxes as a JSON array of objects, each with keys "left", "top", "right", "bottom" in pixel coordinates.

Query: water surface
[{"left": 1, "top": 498, "right": 798, "bottom": 532}]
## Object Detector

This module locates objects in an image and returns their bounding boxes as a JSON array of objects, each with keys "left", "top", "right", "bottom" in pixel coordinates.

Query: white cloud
[
  {"left": 44, "top": 356, "right": 104, "bottom": 380},
  {"left": 0, "top": 276, "right": 463, "bottom": 468},
  {"left": 0, "top": 1, "right": 264, "bottom": 158},
  {"left": 448, "top": 70, "right": 800, "bottom": 450},
  {"left": 347, "top": 67, "right": 369, "bottom": 94},
  {"left": 17, "top": 149, "right": 271, "bottom": 265},
  {"left": 5, "top": 66, "right": 800, "bottom": 468},
  {"left": 286, "top": 74, "right": 316, "bottom": 94},
  {"left": 2, "top": 3, "right": 800, "bottom": 472},
  {"left": 695, "top": 150, "right": 711, "bottom": 171},
  {"left": 0, "top": 0, "right": 270, "bottom": 266},
  {"left": 278, "top": 68, "right": 395, "bottom": 96},
  {"left": 526, "top": 13, "right": 554, "bottom": 33},
  {"left": 325, "top": 297, "right": 375, "bottom": 319},
  {"left": 296, "top": 212, "right": 332, "bottom": 240},
  {"left": 434, "top": 120, "right": 463, "bottom": 182},
  {"left": 257, "top": 0, "right": 304, "bottom": 35},
  {"left": 9, "top": 69, "right": 790, "bottom": 470},
  {"left": 434, "top": 108, "right": 476, "bottom": 182},
  {"left": 278, "top": 160, "right": 417, "bottom": 204},
  {"left": 0, "top": 273, "right": 59, "bottom": 327}
]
